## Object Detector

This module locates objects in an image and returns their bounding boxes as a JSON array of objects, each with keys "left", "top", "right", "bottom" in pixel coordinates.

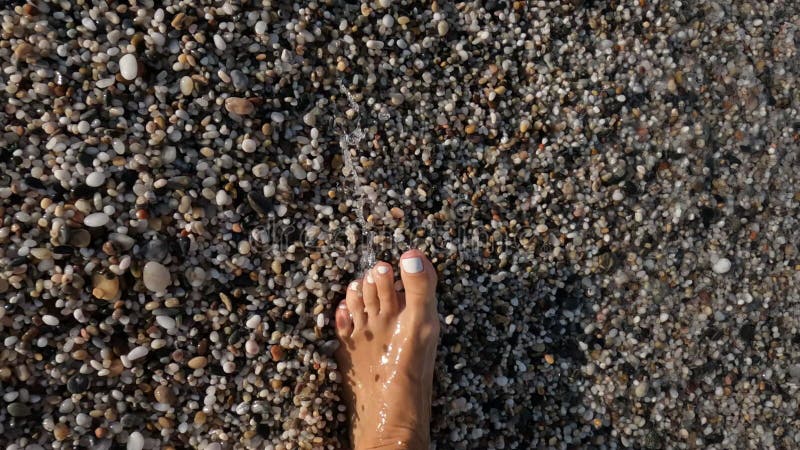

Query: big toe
[{"left": 399, "top": 249, "right": 437, "bottom": 312}]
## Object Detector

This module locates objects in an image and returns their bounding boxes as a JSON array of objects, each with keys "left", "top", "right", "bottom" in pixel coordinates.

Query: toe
[
  {"left": 362, "top": 268, "right": 378, "bottom": 316},
  {"left": 335, "top": 300, "right": 353, "bottom": 338},
  {"left": 345, "top": 279, "right": 367, "bottom": 331},
  {"left": 373, "top": 261, "right": 400, "bottom": 316},
  {"left": 399, "top": 249, "right": 437, "bottom": 311}
]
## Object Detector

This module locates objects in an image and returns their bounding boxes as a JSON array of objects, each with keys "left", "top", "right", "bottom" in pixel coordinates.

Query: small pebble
[
  {"left": 713, "top": 258, "right": 732, "bottom": 274},
  {"left": 84, "top": 212, "right": 110, "bottom": 227},
  {"left": 127, "top": 346, "right": 149, "bottom": 361},
  {"left": 438, "top": 20, "right": 449, "bottom": 36},
  {"left": 143, "top": 261, "right": 171, "bottom": 293},
  {"left": 241, "top": 138, "right": 257, "bottom": 153},
  {"left": 86, "top": 172, "right": 106, "bottom": 187},
  {"left": 119, "top": 54, "right": 138, "bottom": 81},
  {"left": 188, "top": 356, "right": 208, "bottom": 369},
  {"left": 246, "top": 339, "right": 259, "bottom": 356},
  {"left": 253, "top": 163, "right": 269, "bottom": 178},
  {"left": 127, "top": 431, "right": 144, "bottom": 450},
  {"left": 225, "top": 97, "right": 255, "bottom": 116},
  {"left": 42, "top": 315, "right": 59, "bottom": 326},
  {"left": 156, "top": 315, "right": 176, "bottom": 330},
  {"left": 7, "top": 402, "right": 30, "bottom": 417},
  {"left": 180, "top": 76, "right": 194, "bottom": 95}
]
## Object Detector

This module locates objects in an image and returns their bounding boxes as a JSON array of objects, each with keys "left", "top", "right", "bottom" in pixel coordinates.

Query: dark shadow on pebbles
[{"left": 431, "top": 264, "right": 609, "bottom": 449}]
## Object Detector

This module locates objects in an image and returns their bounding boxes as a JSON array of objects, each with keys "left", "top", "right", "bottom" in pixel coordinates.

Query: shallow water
[{"left": 339, "top": 85, "right": 376, "bottom": 271}]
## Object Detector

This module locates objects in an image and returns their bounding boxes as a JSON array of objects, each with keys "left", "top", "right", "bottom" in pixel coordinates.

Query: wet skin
[{"left": 334, "top": 249, "right": 439, "bottom": 450}]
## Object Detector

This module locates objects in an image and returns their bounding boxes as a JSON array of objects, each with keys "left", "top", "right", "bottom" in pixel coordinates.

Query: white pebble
[
  {"left": 84, "top": 212, "right": 109, "bottom": 227},
  {"left": 127, "top": 346, "right": 149, "bottom": 361},
  {"left": 252, "top": 163, "right": 269, "bottom": 178},
  {"left": 156, "top": 315, "right": 176, "bottom": 330},
  {"left": 290, "top": 163, "right": 307, "bottom": 180},
  {"left": 438, "top": 20, "right": 449, "bottom": 36},
  {"left": 179, "top": 76, "right": 194, "bottom": 96},
  {"left": 712, "top": 258, "right": 732, "bottom": 274},
  {"left": 119, "top": 54, "right": 138, "bottom": 81},
  {"left": 143, "top": 261, "right": 171, "bottom": 293},
  {"left": 213, "top": 34, "right": 227, "bottom": 51},
  {"left": 216, "top": 190, "right": 230, "bottom": 206},
  {"left": 42, "top": 315, "right": 59, "bottom": 326},
  {"left": 271, "top": 112, "right": 285, "bottom": 123},
  {"left": 127, "top": 431, "right": 144, "bottom": 450},
  {"left": 241, "top": 138, "right": 257, "bottom": 153},
  {"left": 246, "top": 314, "right": 261, "bottom": 329},
  {"left": 81, "top": 17, "right": 97, "bottom": 31},
  {"left": 245, "top": 339, "right": 259, "bottom": 355},
  {"left": 86, "top": 172, "right": 106, "bottom": 187}
]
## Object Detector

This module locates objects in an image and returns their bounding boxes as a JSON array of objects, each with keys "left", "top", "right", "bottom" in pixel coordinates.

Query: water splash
[{"left": 339, "top": 85, "right": 375, "bottom": 271}]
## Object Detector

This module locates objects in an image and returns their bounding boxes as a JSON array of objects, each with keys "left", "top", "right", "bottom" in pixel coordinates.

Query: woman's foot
[{"left": 334, "top": 249, "right": 439, "bottom": 450}]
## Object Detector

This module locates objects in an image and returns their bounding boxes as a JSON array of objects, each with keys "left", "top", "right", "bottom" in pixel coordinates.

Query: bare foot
[{"left": 334, "top": 249, "right": 439, "bottom": 450}]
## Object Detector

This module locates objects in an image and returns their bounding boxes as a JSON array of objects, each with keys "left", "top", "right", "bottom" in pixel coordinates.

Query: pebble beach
[{"left": 1, "top": 0, "right": 799, "bottom": 449}]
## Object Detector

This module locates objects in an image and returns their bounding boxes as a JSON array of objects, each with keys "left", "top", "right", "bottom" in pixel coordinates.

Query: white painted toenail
[
  {"left": 366, "top": 272, "right": 375, "bottom": 283},
  {"left": 349, "top": 281, "right": 359, "bottom": 291},
  {"left": 338, "top": 302, "right": 348, "bottom": 309},
  {"left": 401, "top": 257, "right": 423, "bottom": 273},
  {"left": 376, "top": 265, "right": 389, "bottom": 274}
]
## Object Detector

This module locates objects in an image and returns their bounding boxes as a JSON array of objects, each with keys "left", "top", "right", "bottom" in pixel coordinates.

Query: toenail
[
  {"left": 401, "top": 257, "right": 423, "bottom": 273},
  {"left": 376, "top": 265, "right": 389, "bottom": 274},
  {"left": 349, "top": 281, "right": 359, "bottom": 291},
  {"left": 366, "top": 272, "right": 375, "bottom": 283},
  {"left": 338, "top": 302, "right": 348, "bottom": 309}
]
